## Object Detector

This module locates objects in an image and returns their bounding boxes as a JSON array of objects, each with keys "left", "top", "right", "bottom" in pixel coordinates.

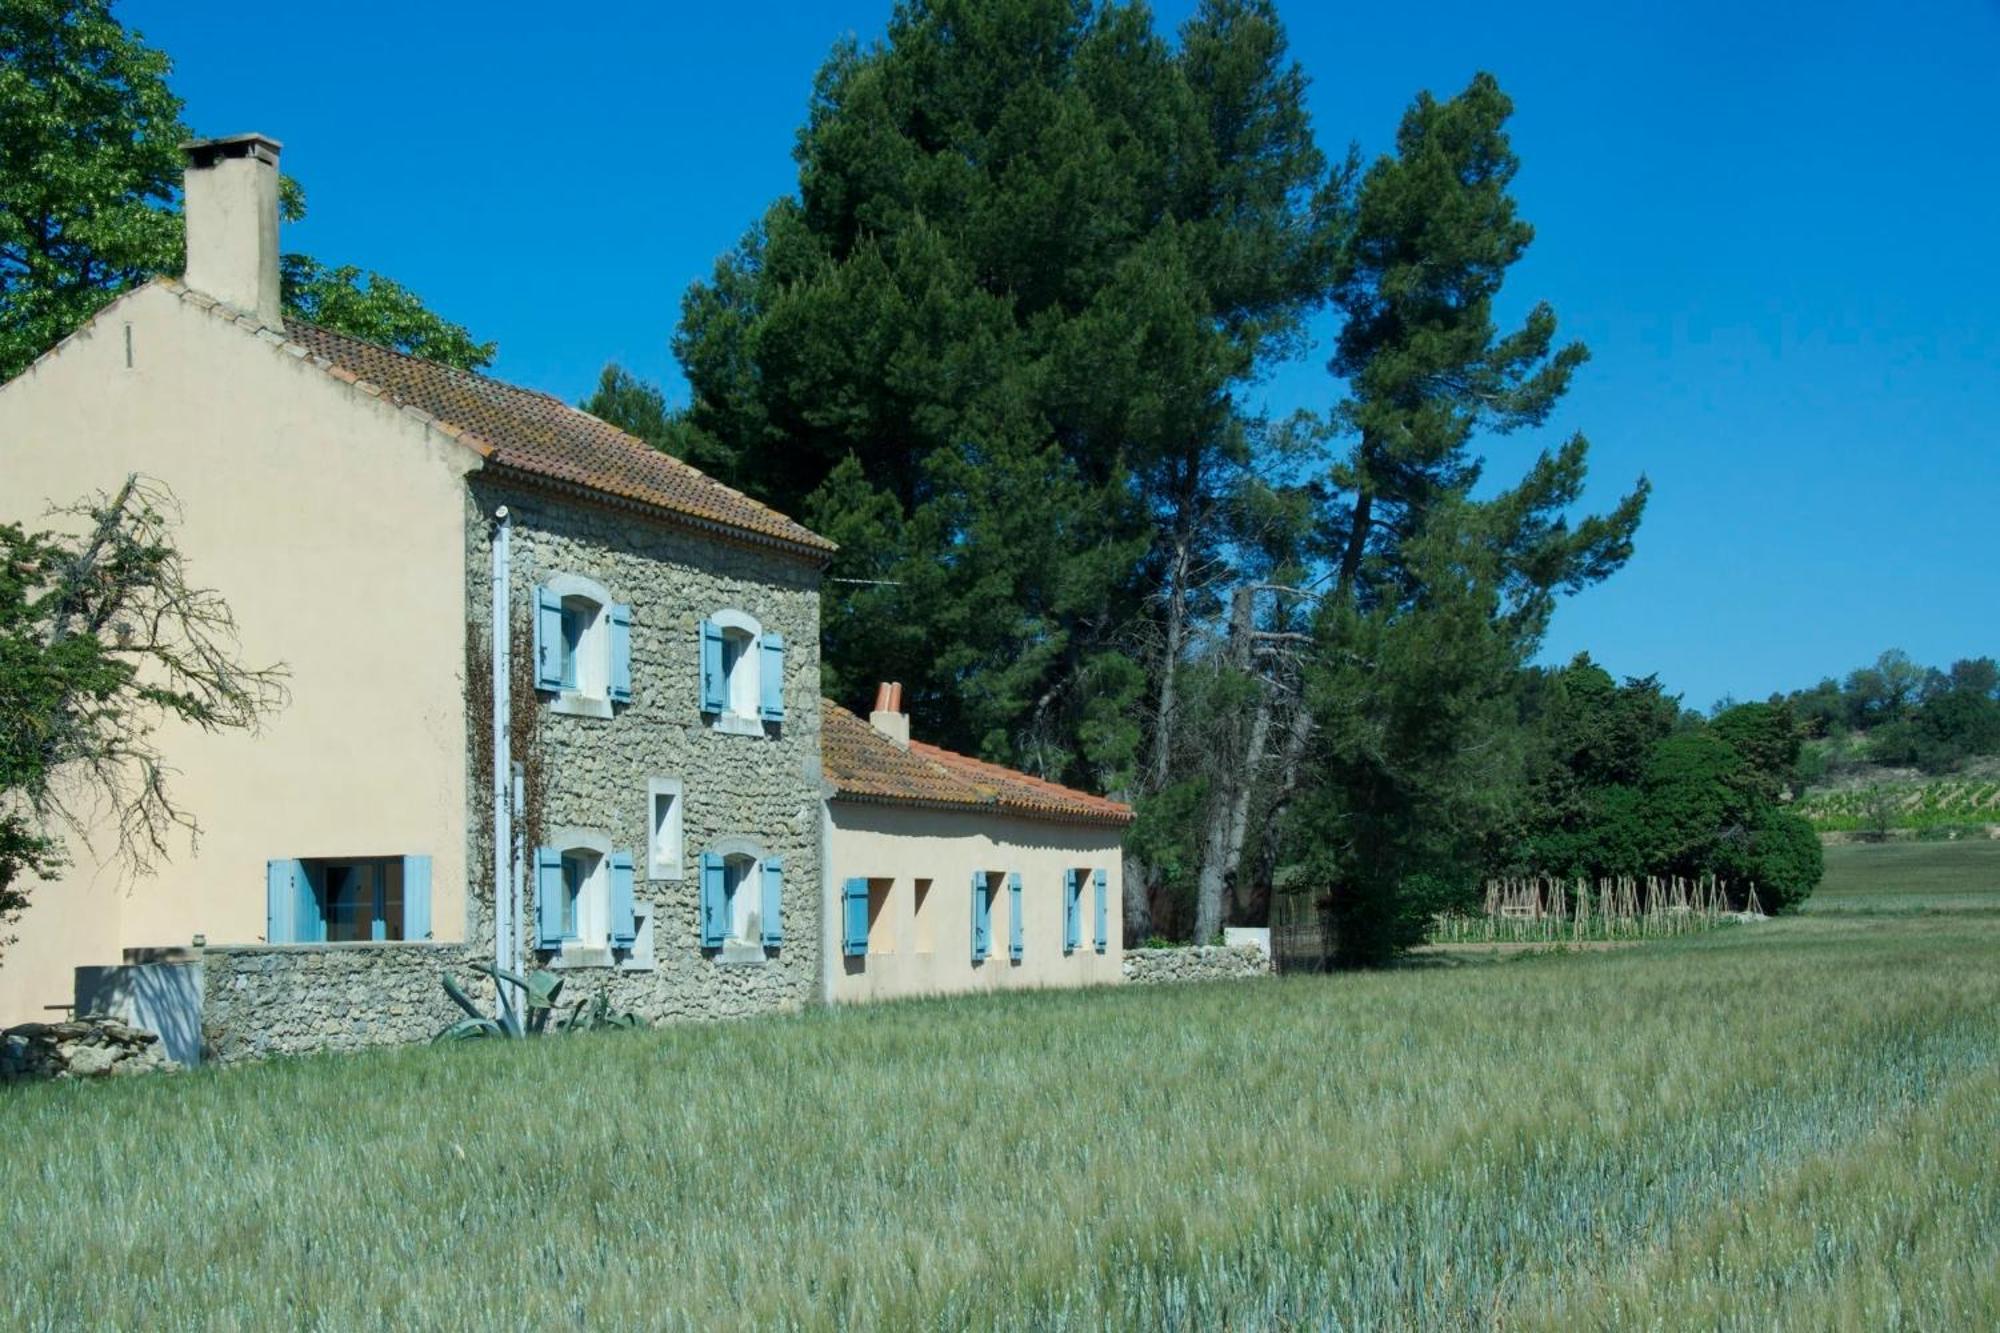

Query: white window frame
[
  {"left": 646, "top": 777, "right": 684, "bottom": 881},
  {"left": 707, "top": 834, "right": 772, "bottom": 964},
  {"left": 545, "top": 573, "right": 615, "bottom": 719},
  {"left": 546, "top": 826, "right": 614, "bottom": 963},
  {"left": 709, "top": 607, "right": 764, "bottom": 736}
]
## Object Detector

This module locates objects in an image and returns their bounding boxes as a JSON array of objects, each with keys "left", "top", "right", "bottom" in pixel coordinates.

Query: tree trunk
[
  {"left": 1148, "top": 535, "right": 1189, "bottom": 793},
  {"left": 1192, "top": 584, "right": 1257, "bottom": 945},
  {"left": 1250, "top": 696, "right": 1315, "bottom": 907}
]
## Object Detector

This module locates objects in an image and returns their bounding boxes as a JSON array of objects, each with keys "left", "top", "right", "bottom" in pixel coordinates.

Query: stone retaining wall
[
  {"left": 1120, "top": 944, "right": 1272, "bottom": 985},
  {"left": 201, "top": 942, "right": 472, "bottom": 1063}
]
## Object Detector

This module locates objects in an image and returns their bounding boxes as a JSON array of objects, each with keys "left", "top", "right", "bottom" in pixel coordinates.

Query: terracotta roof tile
[
  {"left": 823, "top": 702, "right": 1133, "bottom": 826},
  {"left": 276, "top": 315, "right": 833, "bottom": 556}
]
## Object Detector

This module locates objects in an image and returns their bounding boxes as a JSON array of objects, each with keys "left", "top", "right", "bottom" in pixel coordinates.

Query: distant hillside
[{"left": 1794, "top": 757, "right": 2000, "bottom": 838}]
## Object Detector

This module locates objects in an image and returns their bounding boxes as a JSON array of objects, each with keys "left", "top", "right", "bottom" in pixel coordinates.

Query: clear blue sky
[{"left": 127, "top": 0, "right": 1999, "bottom": 712}]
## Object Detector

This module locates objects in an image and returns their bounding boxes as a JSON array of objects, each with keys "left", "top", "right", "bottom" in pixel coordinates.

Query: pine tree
[{"left": 1288, "top": 74, "right": 1650, "bottom": 962}]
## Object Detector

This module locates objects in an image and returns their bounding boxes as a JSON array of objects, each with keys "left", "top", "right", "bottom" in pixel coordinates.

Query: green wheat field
[{"left": 5, "top": 846, "right": 1998, "bottom": 1331}]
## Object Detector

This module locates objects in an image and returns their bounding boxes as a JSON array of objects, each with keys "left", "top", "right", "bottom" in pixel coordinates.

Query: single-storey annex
[{"left": 821, "top": 687, "right": 1132, "bottom": 1003}]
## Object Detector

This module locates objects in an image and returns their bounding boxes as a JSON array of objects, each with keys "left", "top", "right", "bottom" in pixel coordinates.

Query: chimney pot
[
  {"left": 181, "top": 133, "right": 284, "bottom": 326},
  {"left": 869, "top": 681, "right": 910, "bottom": 749}
]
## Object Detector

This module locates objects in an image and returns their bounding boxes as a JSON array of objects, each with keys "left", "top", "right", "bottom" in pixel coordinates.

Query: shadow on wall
[{"left": 74, "top": 963, "right": 205, "bottom": 1067}]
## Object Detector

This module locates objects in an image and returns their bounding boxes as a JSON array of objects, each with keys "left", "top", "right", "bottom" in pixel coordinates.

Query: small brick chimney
[
  {"left": 869, "top": 682, "right": 909, "bottom": 749},
  {"left": 181, "top": 133, "right": 284, "bottom": 326}
]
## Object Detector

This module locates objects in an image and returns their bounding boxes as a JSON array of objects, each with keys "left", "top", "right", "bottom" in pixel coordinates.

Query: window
[
  {"left": 535, "top": 833, "right": 635, "bottom": 957},
  {"left": 647, "top": 777, "right": 684, "bottom": 881},
  {"left": 265, "top": 855, "right": 432, "bottom": 944},
  {"left": 1063, "top": 868, "right": 1084, "bottom": 953},
  {"left": 912, "top": 878, "right": 935, "bottom": 954},
  {"left": 559, "top": 598, "right": 593, "bottom": 689},
  {"left": 867, "top": 879, "right": 895, "bottom": 955},
  {"left": 700, "top": 844, "right": 783, "bottom": 958},
  {"left": 699, "top": 610, "right": 784, "bottom": 729},
  {"left": 560, "top": 848, "right": 600, "bottom": 944},
  {"left": 534, "top": 575, "right": 630, "bottom": 713}
]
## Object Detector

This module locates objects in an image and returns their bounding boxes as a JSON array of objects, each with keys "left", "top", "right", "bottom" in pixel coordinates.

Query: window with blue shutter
[
  {"left": 842, "top": 877, "right": 868, "bottom": 957},
  {"left": 1063, "top": 868, "right": 1081, "bottom": 953},
  {"left": 608, "top": 604, "right": 632, "bottom": 703},
  {"left": 609, "top": 851, "right": 637, "bottom": 949},
  {"left": 761, "top": 856, "right": 784, "bottom": 948},
  {"left": 535, "top": 846, "right": 566, "bottom": 949},
  {"left": 403, "top": 855, "right": 433, "bottom": 941},
  {"left": 699, "top": 620, "right": 726, "bottom": 714},
  {"left": 266, "top": 859, "right": 307, "bottom": 943},
  {"left": 758, "top": 632, "right": 785, "bottom": 721},
  {"left": 971, "top": 871, "right": 991, "bottom": 962},
  {"left": 699, "top": 851, "right": 727, "bottom": 948},
  {"left": 1008, "top": 871, "right": 1024, "bottom": 961},
  {"left": 534, "top": 586, "right": 565, "bottom": 691},
  {"left": 1093, "top": 868, "right": 1108, "bottom": 953}
]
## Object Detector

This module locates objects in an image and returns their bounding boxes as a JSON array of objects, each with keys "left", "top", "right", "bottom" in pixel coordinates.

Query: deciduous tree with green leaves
[{"left": 0, "top": 0, "right": 491, "bottom": 379}]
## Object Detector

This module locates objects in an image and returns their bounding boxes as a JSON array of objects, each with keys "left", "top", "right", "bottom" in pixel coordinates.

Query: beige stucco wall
[
  {"left": 0, "top": 285, "right": 476, "bottom": 1025},
  {"left": 825, "top": 801, "right": 1125, "bottom": 1003}
]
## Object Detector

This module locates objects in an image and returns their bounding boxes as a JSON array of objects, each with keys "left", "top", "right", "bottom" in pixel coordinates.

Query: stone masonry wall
[
  {"left": 462, "top": 477, "right": 826, "bottom": 1026},
  {"left": 1120, "top": 944, "right": 1272, "bottom": 985},
  {"left": 202, "top": 943, "right": 471, "bottom": 1062}
]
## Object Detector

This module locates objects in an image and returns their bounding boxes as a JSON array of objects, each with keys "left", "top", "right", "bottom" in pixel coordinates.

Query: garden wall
[
  {"left": 201, "top": 942, "right": 471, "bottom": 1063},
  {"left": 1120, "top": 944, "right": 1272, "bottom": 985}
]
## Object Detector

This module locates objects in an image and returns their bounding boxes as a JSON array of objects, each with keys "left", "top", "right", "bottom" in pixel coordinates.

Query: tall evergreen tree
[
  {"left": 673, "top": 0, "right": 1338, "bottom": 811},
  {"left": 1285, "top": 74, "right": 1649, "bottom": 962}
]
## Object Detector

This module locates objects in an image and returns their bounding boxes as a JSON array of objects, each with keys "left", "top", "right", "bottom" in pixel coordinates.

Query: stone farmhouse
[{"left": 0, "top": 133, "right": 1138, "bottom": 1062}]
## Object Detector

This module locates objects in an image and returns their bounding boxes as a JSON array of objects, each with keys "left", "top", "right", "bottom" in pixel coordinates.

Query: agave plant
[
  {"left": 433, "top": 964, "right": 640, "bottom": 1041},
  {"left": 434, "top": 963, "right": 564, "bottom": 1041}
]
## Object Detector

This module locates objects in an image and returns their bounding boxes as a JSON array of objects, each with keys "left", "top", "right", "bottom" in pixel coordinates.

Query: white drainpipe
[{"left": 490, "top": 506, "right": 514, "bottom": 1019}]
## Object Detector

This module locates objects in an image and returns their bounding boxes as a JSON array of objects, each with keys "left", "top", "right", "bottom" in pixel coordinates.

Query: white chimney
[
  {"left": 181, "top": 133, "right": 284, "bottom": 326},
  {"left": 869, "top": 682, "right": 910, "bottom": 749}
]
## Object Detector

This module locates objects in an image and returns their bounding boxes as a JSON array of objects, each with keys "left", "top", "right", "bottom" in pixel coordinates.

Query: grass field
[
  {"left": 6, "top": 865, "right": 1999, "bottom": 1330},
  {"left": 1812, "top": 837, "right": 2000, "bottom": 914}
]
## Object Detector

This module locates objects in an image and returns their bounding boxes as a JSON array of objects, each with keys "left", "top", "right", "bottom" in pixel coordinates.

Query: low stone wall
[
  {"left": 1, "top": 1017, "right": 179, "bottom": 1081},
  {"left": 1120, "top": 944, "right": 1272, "bottom": 985},
  {"left": 201, "top": 942, "right": 473, "bottom": 1064}
]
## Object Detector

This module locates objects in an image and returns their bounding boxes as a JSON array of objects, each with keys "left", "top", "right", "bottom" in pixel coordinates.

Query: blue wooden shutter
[
  {"left": 1008, "top": 871, "right": 1024, "bottom": 961},
  {"left": 760, "top": 856, "right": 785, "bottom": 948},
  {"left": 698, "top": 620, "right": 725, "bottom": 714},
  {"left": 842, "top": 877, "right": 868, "bottom": 956},
  {"left": 533, "top": 586, "right": 565, "bottom": 691},
  {"left": 609, "top": 851, "right": 637, "bottom": 949},
  {"left": 1093, "top": 868, "right": 1108, "bottom": 953},
  {"left": 266, "top": 859, "right": 304, "bottom": 943},
  {"left": 971, "top": 871, "right": 990, "bottom": 962},
  {"left": 699, "top": 852, "right": 726, "bottom": 948},
  {"left": 1063, "top": 868, "right": 1081, "bottom": 953},
  {"left": 608, "top": 603, "right": 633, "bottom": 703},
  {"left": 402, "top": 855, "right": 433, "bottom": 941},
  {"left": 758, "top": 632, "right": 785, "bottom": 721},
  {"left": 535, "top": 846, "right": 565, "bottom": 949}
]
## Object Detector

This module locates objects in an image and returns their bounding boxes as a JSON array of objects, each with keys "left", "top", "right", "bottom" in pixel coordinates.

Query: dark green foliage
[
  {"left": 0, "top": 0, "right": 490, "bottom": 379},
  {"left": 1284, "top": 76, "right": 1647, "bottom": 963},
  {"left": 1785, "top": 650, "right": 2000, "bottom": 777},
  {"left": 579, "top": 364, "right": 734, "bottom": 474},
  {"left": 1710, "top": 700, "right": 1802, "bottom": 801},
  {"left": 1512, "top": 658, "right": 1823, "bottom": 911},
  {"left": 672, "top": 0, "right": 1338, "bottom": 790}
]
